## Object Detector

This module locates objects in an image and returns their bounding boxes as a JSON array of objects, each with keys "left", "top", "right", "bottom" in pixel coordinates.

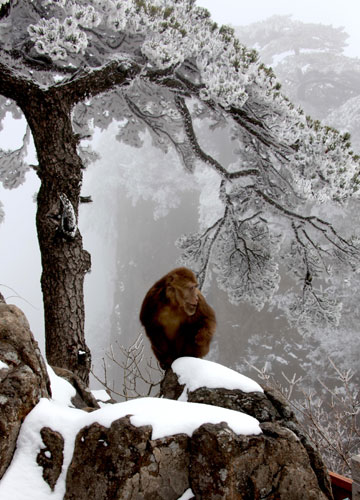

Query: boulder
[
  {"left": 55, "top": 360, "right": 334, "bottom": 499},
  {"left": 190, "top": 421, "right": 328, "bottom": 499},
  {"left": 64, "top": 416, "right": 189, "bottom": 500},
  {"left": 61, "top": 406, "right": 332, "bottom": 499},
  {"left": 0, "top": 310, "right": 335, "bottom": 500},
  {"left": 0, "top": 302, "right": 51, "bottom": 479},
  {"left": 161, "top": 363, "right": 333, "bottom": 500}
]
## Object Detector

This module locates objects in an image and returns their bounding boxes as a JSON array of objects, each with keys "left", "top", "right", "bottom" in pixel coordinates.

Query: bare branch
[
  {"left": 91, "top": 333, "right": 163, "bottom": 401},
  {"left": 248, "top": 360, "right": 359, "bottom": 476}
]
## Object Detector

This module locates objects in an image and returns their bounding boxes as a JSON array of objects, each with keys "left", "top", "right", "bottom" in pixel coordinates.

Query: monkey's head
[{"left": 166, "top": 267, "right": 199, "bottom": 316}]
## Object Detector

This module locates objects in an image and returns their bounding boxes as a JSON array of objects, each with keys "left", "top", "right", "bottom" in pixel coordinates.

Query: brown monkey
[{"left": 139, "top": 267, "right": 216, "bottom": 369}]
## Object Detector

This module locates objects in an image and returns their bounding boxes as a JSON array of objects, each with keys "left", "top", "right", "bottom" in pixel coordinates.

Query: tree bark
[{"left": 21, "top": 87, "right": 91, "bottom": 383}]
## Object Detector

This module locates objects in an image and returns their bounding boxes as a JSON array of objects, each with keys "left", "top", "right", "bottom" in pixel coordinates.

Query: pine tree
[{"left": 0, "top": 0, "right": 359, "bottom": 383}]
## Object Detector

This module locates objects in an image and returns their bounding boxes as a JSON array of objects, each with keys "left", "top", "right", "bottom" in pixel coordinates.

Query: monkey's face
[
  {"left": 175, "top": 281, "right": 199, "bottom": 316},
  {"left": 165, "top": 269, "right": 200, "bottom": 317}
]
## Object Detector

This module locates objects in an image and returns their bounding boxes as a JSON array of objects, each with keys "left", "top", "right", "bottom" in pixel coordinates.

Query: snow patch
[
  {"left": 47, "top": 364, "right": 76, "bottom": 407},
  {"left": 177, "top": 488, "right": 194, "bottom": 500},
  {"left": 91, "top": 389, "right": 111, "bottom": 402},
  {"left": 172, "top": 357, "right": 264, "bottom": 401}
]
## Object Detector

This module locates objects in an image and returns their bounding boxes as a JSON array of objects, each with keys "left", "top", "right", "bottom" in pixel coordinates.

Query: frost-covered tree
[
  {"left": 1, "top": 0, "right": 360, "bottom": 383},
  {"left": 234, "top": 16, "right": 360, "bottom": 380}
]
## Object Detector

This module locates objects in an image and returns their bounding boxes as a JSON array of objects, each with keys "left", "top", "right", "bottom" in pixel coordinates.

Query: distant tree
[
  {"left": 0, "top": 1, "right": 360, "bottom": 383},
  {"left": 327, "top": 95, "right": 360, "bottom": 152},
  {"left": 236, "top": 14, "right": 348, "bottom": 60},
  {"left": 235, "top": 15, "right": 360, "bottom": 119}
]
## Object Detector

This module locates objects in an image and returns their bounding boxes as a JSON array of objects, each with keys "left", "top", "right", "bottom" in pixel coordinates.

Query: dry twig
[
  {"left": 247, "top": 358, "right": 359, "bottom": 476},
  {"left": 91, "top": 332, "right": 163, "bottom": 401}
]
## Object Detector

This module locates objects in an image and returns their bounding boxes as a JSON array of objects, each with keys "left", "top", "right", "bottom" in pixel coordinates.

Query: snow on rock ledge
[
  {"left": 160, "top": 357, "right": 333, "bottom": 500},
  {"left": 171, "top": 357, "right": 263, "bottom": 400}
]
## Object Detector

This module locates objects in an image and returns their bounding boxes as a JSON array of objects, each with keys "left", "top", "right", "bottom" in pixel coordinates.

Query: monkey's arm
[
  {"left": 192, "top": 295, "right": 216, "bottom": 357},
  {"left": 180, "top": 314, "right": 215, "bottom": 358},
  {"left": 143, "top": 323, "right": 177, "bottom": 370}
]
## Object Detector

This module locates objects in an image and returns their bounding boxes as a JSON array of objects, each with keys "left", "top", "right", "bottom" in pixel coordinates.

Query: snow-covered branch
[
  {"left": 1, "top": 0, "right": 360, "bottom": 335},
  {"left": 0, "top": 124, "right": 31, "bottom": 189}
]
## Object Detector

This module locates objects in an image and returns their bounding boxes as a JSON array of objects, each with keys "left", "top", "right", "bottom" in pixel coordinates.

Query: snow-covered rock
[
  {"left": 0, "top": 302, "right": 50, "bottom": 480},
  {"left": 0, "top": 305, "right": 333, "bottom": 499}
]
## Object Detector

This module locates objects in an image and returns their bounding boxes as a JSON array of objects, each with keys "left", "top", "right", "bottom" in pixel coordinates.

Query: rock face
[
  {"left": 0, "top": 302, "right": 51, "bottom": 479},
  {"left": 161, "top": 368, "right": 334, "bottom": 500},
  {"left": 0, "top": 304, "right": 334, "bottom": 500},
  {"left": 63, "top": 416, "right": 332, "bottom": 499},
  {"left": 190, "top": 421, "right": 327, "bottom": 499},
  {"left": 60, "top": 367, "right": 334, "bottom": 499},
  {"left": 65, "top": 417, "right": 190, "bottom": 500}
]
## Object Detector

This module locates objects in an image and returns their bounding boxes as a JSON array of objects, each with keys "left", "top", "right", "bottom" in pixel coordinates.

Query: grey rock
[
  {"left": 0, "top": 303, "right": 51, "bottom": 479},
  {"left": 161, "top": 366, "right": 333, "bottom": 500},
  {"left": 64, "top": 416, "right": 190, "bottom": 500},
  {"left": 36, "top": 427, "right": 64, "bottom": 490},
  {"left": 61, "top": 366, "right": 333, "bottom": 499},
  {"left": 190, "top": 421, "right": 330, "bottom": 499}
]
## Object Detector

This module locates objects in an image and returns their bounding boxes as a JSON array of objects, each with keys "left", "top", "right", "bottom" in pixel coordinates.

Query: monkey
[{"left": 139, "top": 267, "right": 216, "bottom": 370}]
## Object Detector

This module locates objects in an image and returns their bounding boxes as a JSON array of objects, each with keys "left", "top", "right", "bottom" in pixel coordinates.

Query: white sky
[{"left": 197, "top": 0, "right": 360, "bottom": 58}]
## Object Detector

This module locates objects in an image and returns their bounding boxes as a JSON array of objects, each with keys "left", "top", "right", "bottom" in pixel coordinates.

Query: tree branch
[
  {"left": 255, "top": 188, "right": 360, "bottom": 256},
  {"left": 56, "top": 58, "right": 143, "bottom": 104},
  {"left": 174, "top": 95, "right": 259, "bottom": 180},
  {"left": 145, "top": 66, "right": 297, "bottom": 164}
]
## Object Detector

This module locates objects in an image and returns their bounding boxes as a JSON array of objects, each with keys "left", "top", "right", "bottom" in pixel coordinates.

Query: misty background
[{"left": 1, "top": 0, "right": 360, "bottom": 394}]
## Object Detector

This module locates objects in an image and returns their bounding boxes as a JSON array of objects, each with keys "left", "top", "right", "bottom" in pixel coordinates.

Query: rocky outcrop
[
  {"left": 161, "top": 366, "right": 333, "bottom": 500},
  {"left": 0, "top": 302, "right": 51, "bottom": 479},
  {"left": 190, "top": 421, "right": 327, "bottom": 499},
  {"left": 61, "top": 408, "right": 332, "bottom": 499},
  {"left": 64, "top": 417, "right": 190, "bottom": 500},
  {"left": 41, "top": 363, "right": 334, "bottom": 499},
  {"left": 0, "top": 301, "right": 334, "bottom": 499}
]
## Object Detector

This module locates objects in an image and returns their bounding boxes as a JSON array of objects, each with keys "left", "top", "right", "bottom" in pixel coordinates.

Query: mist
[{"left": 1, "top": 1, "right": 360, "bottom": 395}]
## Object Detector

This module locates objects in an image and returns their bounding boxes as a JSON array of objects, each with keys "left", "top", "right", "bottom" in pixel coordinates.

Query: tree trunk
[
  {"left": 0, "top": 58, "right": 143, "bottom": 385},
  {"left": 21, "top": 87, "right": 91, "bottom": 384}
]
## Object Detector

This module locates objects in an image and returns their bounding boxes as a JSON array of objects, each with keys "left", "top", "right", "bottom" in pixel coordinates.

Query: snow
[
  {"left": 122, "top": 397, "right": 261, "bottom": 440},
  {"left": 0, "top": 360, "right": 9, "bottom": 370},
  {"left": 91, "top": 389, "right": 111, "bottom": 402},
  {"left": 0, "top": 400, "right": 84, "bottom": 500},
  {"left": 0, "top": 398, "right": 261, "bottom": 500},
  {"left": 172, "top": 357, "right": 264, "bottom": 401},
  {"left": 0, "top": 359, "right": 262, "bottom": 499},
  {"left": 177, "top": 488, "right": 194, "bottom": 500},
  {"left": 47, "top": 364, "right": 76, "bottom": 407}
]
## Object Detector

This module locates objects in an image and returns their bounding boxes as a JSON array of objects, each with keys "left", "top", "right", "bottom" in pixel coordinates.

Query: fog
[
  {"left": 0, "top": 120, "right": 42, "bottom": 344},
  {"left": 197, "top": 0, "right": 360, "bottom": 58},
  {"left": 1, "top": 1, "right": 360, "bottom": 395}
]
